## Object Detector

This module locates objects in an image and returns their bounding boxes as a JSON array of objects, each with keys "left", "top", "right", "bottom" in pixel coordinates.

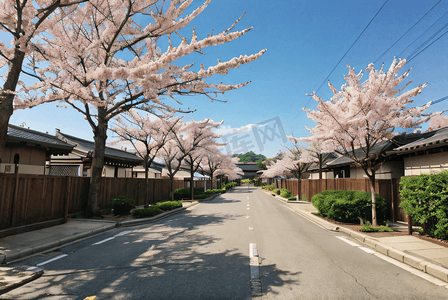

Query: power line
[
  {"left": 290, "top": 0, "right": 389, "bottom": 124},
  {"left": 407, "top": 28, "right": 448, "bottom": 62},
  {"left": 398, "top": 12, "right": 448, "bottom": 58},
  {"left": 430, "top": 95, "right": 448, "bottom": 105},
  {"left": 405, "top": 19, "right": 448, "bottom": 59},
  {"left": 374, "top": 0, "right": 441, "bottom": 64}
]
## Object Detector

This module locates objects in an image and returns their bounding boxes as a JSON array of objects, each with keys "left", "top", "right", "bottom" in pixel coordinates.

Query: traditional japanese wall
[
  {"left": 348, "top": 161, "right": 404, "bottom": 179},
  {"left": 404, "top": 152, "right": 448, "bottom": 175}
]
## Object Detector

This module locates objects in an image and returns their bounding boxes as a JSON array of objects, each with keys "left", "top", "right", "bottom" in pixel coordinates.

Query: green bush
[
  {"left": 253, "top": 179, "right": 263, "bottom": 187},
  {"left": 241, "top": 179, "right": 253, "bottom": 184},
  {"left": 155, "top": 200, "right": 183, "bottom": 211},
  {"left": 222, "top": 182, "right": 237, "bottom": 190},
  {"left": 311, "top": 190, "right": 388, "bottom": 223},
  {"left": 361, "top": 224, "right": 393, "bottom": 232},
  {"left": 174, "top": 187, "right": 205, "bottom": 200},
  {"left": 287, "top": 196, "right": 297, "bottom": 200},
  {"left": 263, "top": 183, "right": 276, "bottom": 191},
  {"left": 400, "top": 171, "right": 448, "bottom": 239},
  {"left": 112, "top": 195, "right": 136, "bottom": 215},
  {"left": 280, "top": 189, "right": 292, "bottom": 198},
  {"left": 301, "top": 194, "right": 308, "bottom": 202},
  {"left": 132, "top": 206, "right": 163, "bottom": 218}
]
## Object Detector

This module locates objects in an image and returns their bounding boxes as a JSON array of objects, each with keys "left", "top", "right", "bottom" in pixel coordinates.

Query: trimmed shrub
[
  {"left": 112, "top": 195, "right": 136, "bottom": 215},
  {"left": 400, "top": 171, "right": 448, "bottom": 239},
  {"left": 280, "top": 189, "right": 292, "bottom": 199},
  {"left": 174, "top": 187, "right": 204, "bottom": 200},
  {"left": 223, "top": 182, "right": 237, "bottom": 190},
  {"left": 263, "top": 183, "right": 276, "bottom": 191},
  {"left": 253, "top": 179, "right": 263, "bottom": 187},
  {"left": 132, "top": 206, "right": 163, "bottom": 218},
  {"left": 361, "top": 225, "right": 393, "bottom": 232},
  {"left": 155, "top": 200, "right": 183, "bottom": 211},
  {"left": 311, "top": 190, "right": 388, "bottom": 223}
]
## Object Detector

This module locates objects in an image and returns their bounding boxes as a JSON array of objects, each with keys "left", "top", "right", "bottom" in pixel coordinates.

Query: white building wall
[
  {"left": 404, "top": 152, "right": 448, "bottom": 176},
  {"left": 309, "top": 171, "right": 334, "bottom": 179},
  {"left": 349, "top": 161, "right": 404, "bottom": 179},
  {"left": 0, "top": 163, "right": 45, "bottom": 175}
]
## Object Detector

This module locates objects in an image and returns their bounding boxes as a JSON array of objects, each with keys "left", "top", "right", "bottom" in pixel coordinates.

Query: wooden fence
[
  {"left": 0, "top": 174, "right": 211, "bottom": 230},
  {"left": 277, "top": 178, "right": 406, "bottom": 222}
]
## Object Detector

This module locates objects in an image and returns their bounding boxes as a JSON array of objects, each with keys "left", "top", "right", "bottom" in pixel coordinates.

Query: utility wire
[
  {"left": 407, "top": 28, "right": 448, "bottom": 62},
  {"left": 374, "top": 0, "right": 441, "bottom": 64},
  {"left": 430, "top": 95, "right": 448, "bottom": 105},
  {"left": 406, "top": 20, "right": 448, "bottom": 59},
  {"left": 290, "top": 0, "right": 389, "bottom": 124},
  {"left": 398, "top": 12, "right": 448, "bottom": 57}
]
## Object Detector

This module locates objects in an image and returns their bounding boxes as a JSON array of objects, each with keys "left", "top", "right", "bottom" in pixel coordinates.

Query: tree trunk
[
  {"left": 318, "top": 154, "right": 323, "bottom": 179},
  {"left": 0, "top": 50, "right": 26, "bottom": 161},
  {"left": 169, "top": 175, "right": 175, "bottom": 201},
  {"left": 86, "top": 107, "right": 108, "bottom": 217},
  {"left": 190, "top": 164, "right": 195, "bottom": 200},
  {"left": 144, "top": 159, "right": 149, "bottom": 204},
  {"left": 369, "top": 170, "right": 378, "bottom": 227}
]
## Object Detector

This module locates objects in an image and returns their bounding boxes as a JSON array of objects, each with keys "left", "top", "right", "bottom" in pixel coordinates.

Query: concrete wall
[{"left": 404, "top": 152, "right": 448, "bottom": 176}]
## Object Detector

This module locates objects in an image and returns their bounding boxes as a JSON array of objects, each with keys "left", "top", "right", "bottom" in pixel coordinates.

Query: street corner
[{"left": 0, "top": 266, "right": 43, "bottom": 295}]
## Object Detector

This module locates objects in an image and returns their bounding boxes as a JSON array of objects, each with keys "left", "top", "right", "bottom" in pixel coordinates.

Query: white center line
[{"left": 36, "top": 254, "right": 68, "bottom": 266}]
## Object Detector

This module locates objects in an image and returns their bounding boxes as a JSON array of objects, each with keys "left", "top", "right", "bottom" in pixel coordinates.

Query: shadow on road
[{"left": 3, "top": 203, "right": 299, "bottom": 300}]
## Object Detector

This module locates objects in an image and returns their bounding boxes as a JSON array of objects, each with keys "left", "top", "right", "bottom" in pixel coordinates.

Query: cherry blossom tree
[
  {"left": 16, "top": 0, "right": 265, "bottom": 215},
  {"left": 173, "top": 118, "right": 223, "bottom": 200},
  {"left": 201, "top": 146, "right": 242, "bottom": 186},
  {"left": 303, "top": 58, "right": 432, "bottom": 226},
  {"left": 261, "top": 136, "right": 309, "bottom": 198},
  {"left": 160, "top": 121, "right": 187, "bottom": 200},
  {"left": 110, "top": 110, "right": 181, "bottom": 203},
  {"left": 0, "top": 0, "right": 84, "bottom": 161},
  {"left": 426, "top": 112, "right": 448, "bottom": 132}
]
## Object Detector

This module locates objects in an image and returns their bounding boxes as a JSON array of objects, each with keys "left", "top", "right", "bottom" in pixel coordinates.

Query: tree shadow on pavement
[{"left": 2, "top": 210, "right": 299, "bottom": 300}]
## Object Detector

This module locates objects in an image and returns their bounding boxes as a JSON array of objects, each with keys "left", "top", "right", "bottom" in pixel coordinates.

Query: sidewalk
[
  {"left": 266, "top": 190, "right": 448, "bottom": 285},
  {"left": 0, "top": 200, "right": 200, "bottom": 294}
]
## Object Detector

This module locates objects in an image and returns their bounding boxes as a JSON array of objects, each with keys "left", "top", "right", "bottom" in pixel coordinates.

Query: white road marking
[
  {"left": 337, "top": 236, "right": 448, "bottom": 288},
  {"left": 359, "top": 247, "right": 376, "bottom": 254},
  {"left": 92, "top": 237, "right": 115, "bottom": 245},
  {"left": 249, "top": 227, "right": 254, "bottom": 231},
  {"left": 114, "top": 230, "right": 132, "bottom": 237},
  {"left": 336, "top": 236, "right": 360, "bottom": 247},
  {"left": 246, "top": 216, "right": 251, "bottom": 218},
  {"left": 36, "top": 254, "right": 68, "bottom": 266},
  {"left": 249, "top": 243, "right": 262, "bottom": 298}
]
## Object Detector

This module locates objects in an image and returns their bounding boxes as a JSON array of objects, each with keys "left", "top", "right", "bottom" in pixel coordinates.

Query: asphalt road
[{"left": 2, "top": 186, "right": 448, "bottom": 299}]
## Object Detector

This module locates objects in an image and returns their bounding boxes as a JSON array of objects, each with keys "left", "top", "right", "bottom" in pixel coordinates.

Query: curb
[
  {"left": 263, "top": 189, "right": 448, "bottom": 283},
  {"left": 119, "top": 201, "right": 200, "bottom": 227},
  {"left": 0, "top": 266, "right": 43, "bottom": 294},
  {"left": 2, "top": 223, "right": 118, "bottom": 264},
  {"left": 2, "top": 198, "right": 208, "bottom": 265}
]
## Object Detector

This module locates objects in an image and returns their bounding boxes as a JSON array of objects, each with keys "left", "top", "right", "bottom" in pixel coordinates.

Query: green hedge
[
  {"left": 155, "top": 200, "right": 183, "bottom": 211},
  {"left": 400, "top": 171, "right": 448, "bottom": 239},
  {"left": 174, "top": 187, "right": 205, "bottom": 200},
  {"left": 112, "top": 195, "right": 136, "bottom": 215},
  {"left": 132, "top": 200, "right": 182, "bottom": 218},
  {"left": 222, "top": 182, "right": 237, "bottom": 190},
  {"left": 311, "top": 190, "right": 388, "bottom": 223},
  {"left": 262, "top": 183, "right": 276, "bottom": 191},
  {"left": 132, "top": 206, "right": 162, "bottom": 218}
]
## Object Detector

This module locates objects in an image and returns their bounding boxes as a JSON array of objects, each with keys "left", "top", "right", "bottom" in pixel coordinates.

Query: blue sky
[{"left": 6, "top": 0, "right": 448, "bottom": 158}]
